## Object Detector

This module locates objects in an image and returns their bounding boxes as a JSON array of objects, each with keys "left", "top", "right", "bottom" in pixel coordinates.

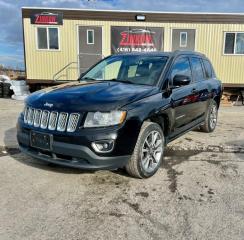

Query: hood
[{"left": 26, "top": 81, "right": 159, "bottom": 112}]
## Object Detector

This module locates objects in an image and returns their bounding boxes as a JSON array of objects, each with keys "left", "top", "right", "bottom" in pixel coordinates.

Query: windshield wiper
[
  {"left": 108, "top": 79, "right": 134, "bottom": 84},
  {"left": 79, "top": 77, "right": 97, "bottom": 82}
]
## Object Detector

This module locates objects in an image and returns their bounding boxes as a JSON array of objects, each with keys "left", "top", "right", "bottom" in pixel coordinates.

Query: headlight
[{"left": 84, "top": 111, "right": 127, "bottom": 128}]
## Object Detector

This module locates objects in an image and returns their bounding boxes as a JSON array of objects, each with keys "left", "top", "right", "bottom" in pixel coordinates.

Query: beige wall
[{"left": 23, "top": 18, "right": 244, "bottom": 84}]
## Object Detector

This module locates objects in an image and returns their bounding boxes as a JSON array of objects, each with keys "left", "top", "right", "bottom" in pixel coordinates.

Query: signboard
[
  {"left": 111, "top": 26, "right": 164, "bottom": 53},
  {"left": 31, "top": 12, "right": 63, "bottom": 25}
]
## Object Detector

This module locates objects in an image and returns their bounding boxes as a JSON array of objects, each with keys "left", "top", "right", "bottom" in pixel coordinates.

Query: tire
[
  {"left": 200, "top": 100, "right": 218, "bottom": 133},
  {"left": 0, "top": 83, "right": 3, "bottom": 98},
  {"left": 125, "top": 121, "right": 165, "bottom": 178},
  {"left": 3, "top": 83, "right": 11, "bottom": 98}
]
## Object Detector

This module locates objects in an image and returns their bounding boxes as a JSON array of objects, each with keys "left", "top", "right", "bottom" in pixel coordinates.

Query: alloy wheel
[
  {"left": 210, "top": 104, "right": 217, "bottom": 129},
  {"left": 141, "top": 130, "right": 164, "bottom": 173}
]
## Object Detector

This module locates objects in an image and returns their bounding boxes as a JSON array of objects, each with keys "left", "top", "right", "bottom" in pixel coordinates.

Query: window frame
[
  {"left": 202, "top": 59, "right": 216, "bottom": 79},
  {"left": 180, "top": 32, "right": 188, "bottom": 48},
  {"left": 87, "top": 29, "right": 95, "bottom": 45},
  {"left": 223, "top": 31, "right": 244, "bottom": 56},
  {"left": 36, "top": 26, "right": 60, "bottom": 51},
  {"left": 168, "top": 56, "right": 193, "bottom": 88},
  {"left": 190, "top": 57, "right": 205, "bottom": 82}
]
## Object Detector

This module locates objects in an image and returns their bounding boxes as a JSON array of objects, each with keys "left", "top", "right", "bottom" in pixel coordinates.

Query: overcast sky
[{"left": 1, "top": 0, "right": 244, "bottom": 69}]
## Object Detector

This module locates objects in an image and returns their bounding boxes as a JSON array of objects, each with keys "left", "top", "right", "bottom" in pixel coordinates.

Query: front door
[
  {"left": 78, "top": 26, "right": 103, "bottom": 74},
  {"left": 169, "top": 56, "right": 200, "bottom": 133}
]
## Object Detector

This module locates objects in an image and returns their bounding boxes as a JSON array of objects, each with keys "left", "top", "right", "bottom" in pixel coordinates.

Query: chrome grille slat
[
  {"left": 27, "top": 108, "right": 34, "bottom": 125},
  {"left": 34, "top": 109, "right": 42, "bottom": 127},
  {"left": 57, "top": 112, "right": 68, "bottom": 132},
  {"left": 40, "top": 110, "right": 50, "bottom": 129},
  {"left": 24, "top": 107, "right": 80, "bottom": 132},
  {"left": 24, "top": 107, "right": 29, "bottom": 123},
  {"left": 67, "top": 113, "right": 80, "bottom": 132},
  {"left": 48, "top": 111, "right": 58, "bottom": 130}
]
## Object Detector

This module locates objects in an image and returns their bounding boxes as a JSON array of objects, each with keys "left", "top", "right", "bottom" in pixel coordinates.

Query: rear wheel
[
  {"left": 200, "top": 100, "right": 218, "bottom": 133},
  {"left": 125, "top": 122, "right": 164, "bottom": 178}
]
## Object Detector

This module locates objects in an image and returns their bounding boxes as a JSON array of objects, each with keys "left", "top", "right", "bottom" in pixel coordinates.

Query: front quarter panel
[{"left": 120, "top": 92, "right": 173, "bottom": 152}]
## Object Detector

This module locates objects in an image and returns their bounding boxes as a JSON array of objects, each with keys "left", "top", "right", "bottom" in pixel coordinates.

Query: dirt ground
[{"left": 0, "top": 98, "right": 244, "bottom": 240}]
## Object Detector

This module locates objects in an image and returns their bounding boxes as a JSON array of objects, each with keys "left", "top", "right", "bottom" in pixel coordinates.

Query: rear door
[
  {"left": 190, "top": 57, "right": 210, "bottom": 119},
  {"left": 78, "top": 26, "right": 103, "bottom": 74}
]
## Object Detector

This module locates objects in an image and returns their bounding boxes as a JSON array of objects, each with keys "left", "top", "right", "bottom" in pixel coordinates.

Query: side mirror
[{"left": 173, "top": 75, "right": 191, "bottom": 87}]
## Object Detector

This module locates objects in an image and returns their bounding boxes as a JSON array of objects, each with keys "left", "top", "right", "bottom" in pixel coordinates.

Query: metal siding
[{"left": 24, "top": 18, "right": 244, "bottom": 84}]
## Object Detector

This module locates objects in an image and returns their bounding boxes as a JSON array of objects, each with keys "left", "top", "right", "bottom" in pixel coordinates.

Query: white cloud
[{"left": 1, "top": 0, "right": 244, "bottom": 69}]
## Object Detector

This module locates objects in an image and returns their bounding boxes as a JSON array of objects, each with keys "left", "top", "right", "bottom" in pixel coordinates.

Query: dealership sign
[
  {"left": 111, "top": 27, "right": 164, "bottom": 53},
  {"left": 31, "top": 12, "right": 63, "bottom": 25}
]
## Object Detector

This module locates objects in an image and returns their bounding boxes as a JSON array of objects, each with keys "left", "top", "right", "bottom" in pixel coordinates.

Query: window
[
  {"left": 87, "top": 30, "right": 94, "bottom": 44},
  {"left": 170, "top": 57, "right": 192, "bottom": 84},
  {"left": 104, "top": 60, "right": 122, "bottom": 80},
  {"left": 203, "top": 59, "right": 214, "bottom": 79},
  {"left": 37, "top": 27, "right": 59, "bottom": 50},
  {"left": 127, "top": 65, "right": 138, "bottom": 78},
  {"left": 236, "top": 33, "right": 244, "bottom": 54},
  {"left": 81, "top": 55, "right": 168, "bottom": 86},
  {"left": 180, "top": 32, "right": 187, "bottom": 47},
  {"left": 191, "top": 57, "right": 204, "bottom": 81},
  {"left": 224, "top": 32, "right": 244, "bottom": 54}
]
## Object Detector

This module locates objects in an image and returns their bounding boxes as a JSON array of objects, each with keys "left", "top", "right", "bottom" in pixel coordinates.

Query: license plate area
[{"left": 30, "top": 131, "right": 52, "bottom": 151}]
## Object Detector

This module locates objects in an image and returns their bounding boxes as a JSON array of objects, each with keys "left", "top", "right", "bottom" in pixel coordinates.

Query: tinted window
[
  {"left": 170, "top": 57, "right": 192, "bottom": 84},
  {"left": 203, "top": 60, "right": 213, "bottom": 79},
  {"left": 37, "top": 27, "right": 59, "bottom": 50},
  {"left": 236, "top": 33, "right": 244, "bottom": 54},
  {"left": 224, "top": 33, "right": 235, "bottom": 54},
  {"left": 191, "top": 57, "right": 204, "bottom": 81},
  {"left": 49, "top": 28, "right": 59, "bottom": 50},
  {"left": 180, "top": 32, "right": 187, "bottom": 47},
  {"left": 37, "top": 28, "right": 47, "bottom": 49},
  {"left": 82, "top": 55, "right": 168, "bottom": 86},
  {"left": 224, "top": 32, "right": 244, "bottom": 54},
  {"left": 87, "top": 30, "right": 94, "bottom": 44}
]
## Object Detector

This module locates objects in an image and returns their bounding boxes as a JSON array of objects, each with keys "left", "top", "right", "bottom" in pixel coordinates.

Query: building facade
[{"left": 22, "top": 7, "right": 244, "bottom": 88}]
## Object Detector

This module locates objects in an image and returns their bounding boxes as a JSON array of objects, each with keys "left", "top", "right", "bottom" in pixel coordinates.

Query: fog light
[{"left": 92, "top": 140, "right": 114, "bottom": 153}]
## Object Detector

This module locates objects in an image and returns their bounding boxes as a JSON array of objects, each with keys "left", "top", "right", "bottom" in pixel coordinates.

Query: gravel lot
[{"left": 0, "top": 98, "right": 244, "bottom": 240}]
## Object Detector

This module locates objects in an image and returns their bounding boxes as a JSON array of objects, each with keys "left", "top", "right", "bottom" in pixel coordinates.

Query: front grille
[{"left": 23, "top": 107, "right": 80, "bottom": 132}]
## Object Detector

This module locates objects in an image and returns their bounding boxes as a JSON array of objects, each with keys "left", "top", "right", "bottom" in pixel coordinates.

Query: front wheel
[
  {"left": 125, "top": 122, "right": 164, "bottom": 178},
  {"left": 200, "top": 100, "right": 218, "bottom": 133}
]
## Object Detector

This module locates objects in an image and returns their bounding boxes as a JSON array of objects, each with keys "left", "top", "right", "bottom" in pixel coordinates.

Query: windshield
[{"left": 80, "top": 55, "right": 168, "bottom": 86}]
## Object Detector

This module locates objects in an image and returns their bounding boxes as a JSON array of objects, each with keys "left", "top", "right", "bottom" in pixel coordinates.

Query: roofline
[{"left": 21, "top": 6, "right": 244, "bottom": 16}]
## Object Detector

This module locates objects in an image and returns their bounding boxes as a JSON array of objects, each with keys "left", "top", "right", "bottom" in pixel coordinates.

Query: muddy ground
[{"left": 0, "top": 98, "right": 244, "bottom": 240}]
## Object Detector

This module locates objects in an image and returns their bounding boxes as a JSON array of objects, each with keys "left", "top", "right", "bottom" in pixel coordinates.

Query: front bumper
[{"left": 17, "top": 128, "right": 130, "bottom": 170}]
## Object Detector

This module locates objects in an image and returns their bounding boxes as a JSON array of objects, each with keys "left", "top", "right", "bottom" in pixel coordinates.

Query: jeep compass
[{"left": 17, "top": 51, "right": 222, "bottom": 178}]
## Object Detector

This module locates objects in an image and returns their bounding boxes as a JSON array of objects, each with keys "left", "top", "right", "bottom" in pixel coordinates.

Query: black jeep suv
[{"left": 17, "top": 51, "right": 222, "bottom": 178}]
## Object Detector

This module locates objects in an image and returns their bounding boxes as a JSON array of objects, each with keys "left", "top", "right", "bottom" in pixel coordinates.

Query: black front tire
[{"left": 125, "top": 122, "right": 164, "bottom": 179}]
